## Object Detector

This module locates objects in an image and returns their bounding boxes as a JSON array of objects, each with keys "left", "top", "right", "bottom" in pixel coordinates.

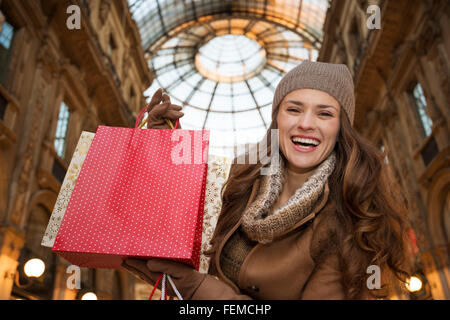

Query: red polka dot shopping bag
[{"left": 51, "top": 110, "right": 209, "bottom": 270}]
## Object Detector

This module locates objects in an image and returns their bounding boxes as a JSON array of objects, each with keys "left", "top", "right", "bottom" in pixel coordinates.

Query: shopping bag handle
[
  {"left": 148, "top": 273, "right": 183, "bottom": 300},
  {"left": 135, "top": 106, "right": 179, "bottom": 130}
]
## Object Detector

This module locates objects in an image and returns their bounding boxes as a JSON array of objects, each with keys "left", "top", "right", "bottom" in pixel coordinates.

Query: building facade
[{"left": 0, "top": 0, "right": 152, "bottom": 300}]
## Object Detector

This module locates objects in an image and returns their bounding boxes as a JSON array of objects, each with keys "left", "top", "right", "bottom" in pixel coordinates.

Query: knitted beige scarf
[{"left": 241, "top": 151, "right": 337, "bottom": 244}]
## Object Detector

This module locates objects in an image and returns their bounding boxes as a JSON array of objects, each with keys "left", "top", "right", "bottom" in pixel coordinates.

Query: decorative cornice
[{"left": 37, "top": 34, "right": 62, "bottom": 76}]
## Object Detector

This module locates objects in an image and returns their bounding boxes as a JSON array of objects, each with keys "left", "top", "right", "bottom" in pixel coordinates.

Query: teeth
[{"left": 291, "top": 137, "right": 320, "bottom": 146}]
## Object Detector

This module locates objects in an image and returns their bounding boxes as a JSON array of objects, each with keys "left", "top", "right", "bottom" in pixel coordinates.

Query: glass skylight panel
[
  {"left": 240, "top": 127, "right": 268, "bottom": 144},
  {"left": 246, "top": 76, "right": 263, "bottom": 91},
  {"left": 169, "top": 94, "right": 185, "bottom": 109},
  {"left": 261, "top": 68, "right": 282, "bottom": 85},
  {"left": 184, "top": 72, "right": 202, "bottom": 88},
  {"left": 162, "top": 37, "right": 179, "bottom": 48},
  {"left": 204, "top": 112, "right": 234, "bottom": 130},
  {"left": 246, "top": 52, "right": 266, "bottom": 71},
  {"left": 288, "top": 47, "right": 311, "bottom": 59},
  {"left": 175, "top": 63, "right": 191, "bottom": 77},
  {"left": 157, "top": 70, "right": 178, "bottom": 88},
  {"left": 231, "top": 81, "right": 250, "bottom": 96},
  {"left": 144, "top": 82, "right": 161, "bottom": 102},
  {"left": 129, "top": 0, "right": 327, "bottom": 157},
  {"left": 234, "top": 93, "right": 257, "bottom": 111},
  {"left": 214, "top": 82, "right": 231, "bottom": 96},
  {"left": 189, "top": 90, "right": 213, "bottom": 110},
  {"left": 260, "top": 105, "right": 273, "bottom": 125},
  {"left": 270, "top": 46, "right": 289, "bottom": 57},
  {"left": 209, "top": 130, "right": 237, "bottom": 150},
  {"left": 179, "top": 105, "right": 207, "bottom": 127},
  {"left": 210, "top": 94, "right": 233, "bottom": 113},
  {"left": 300, "top": 0, "right": 328, "bottom": 38},
  {"left": 152, "top": 55, "right": 173, "bottom": 70},
  {"left": 174, "top": 51, "right": 193, "bottom": 64},
  {"left": 253, "top": 87, "right": 273, "bottom": 107},
  {"left": 199, "top": 79, "right": 217, "bottom": 93},
  {"left": 234, "top": 109, "right": 264, "bottom": 129},
  {"left": 268, "top": 59, "right": 290, "bottom": 73},
  {"left": 170, "top": 81, "right": 193, "bottom": 102}
]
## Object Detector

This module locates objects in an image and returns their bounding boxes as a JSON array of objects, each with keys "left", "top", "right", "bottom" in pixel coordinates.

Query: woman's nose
[{"left": 297, "top": 111, "right": 316, "bottom": 131}]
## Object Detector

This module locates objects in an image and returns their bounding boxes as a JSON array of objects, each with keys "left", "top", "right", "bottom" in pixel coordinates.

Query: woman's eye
[
  {"left": 287, "top": 108, "right": 299, "bottom": 112},
  {"left": 320, "top": 112, "right": 332, "bottom": 117}
]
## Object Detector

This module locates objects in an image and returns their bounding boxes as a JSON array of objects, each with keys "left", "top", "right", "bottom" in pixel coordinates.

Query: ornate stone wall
[{"left": 0, "top": 0, "right": 152, "bottom": 300}]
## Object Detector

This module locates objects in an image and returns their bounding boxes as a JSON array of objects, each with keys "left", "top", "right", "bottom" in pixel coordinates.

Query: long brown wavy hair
[{"left": 207, "top": 107, "right": 415, "bottom": 299}]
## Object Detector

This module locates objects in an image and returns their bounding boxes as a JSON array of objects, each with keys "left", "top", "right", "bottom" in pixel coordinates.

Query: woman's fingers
[
  {"left": 146, "top": 259, "right": 193, "bottom": 279},
  {"left": 146, "top": 88, "right": 163, "bottom": 112},
  {"left": 145, "top": 259, "right": 206, "bottom": 299},
  {"left": 148, "top": 103, "right": 183, "bottom": 120},
  {"left": 148, "top": 103, "right": 169, "bottom": 119},
  {"left": 122, "top": 259, "right": 181, "bottom": 296},
  {"left": 121, "top": 259, "right": 160, "bottom": 285},
  {"left": 170, "top": 104, "right": 182, "bottom": 111},
  {"left": 165, "top": 110, "right": 184, "bottom": 121},
  {"left": 144, "top": 90, "right": 183, "bottom": 129},
  {"left": 162, "top": 93, "right": 171, "bottom": 104}
]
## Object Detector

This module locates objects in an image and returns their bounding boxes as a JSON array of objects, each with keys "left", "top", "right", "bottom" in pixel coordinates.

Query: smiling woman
[
  {"left": 203, "top": 61, "right": 414, "bottom": 299},
  {"left": 123, "top": 61, "right": 415, "bottom": 300}
]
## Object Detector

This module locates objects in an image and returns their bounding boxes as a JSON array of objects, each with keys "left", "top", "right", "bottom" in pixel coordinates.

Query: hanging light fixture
[
  {"left": 406, "top": 275, "right": 423, "bottom": 293},
  {"left": 81, "top": 292, "right": 98, "bottom": 300},
  {"left": 23, "top": 258, "right": 46, "bottom": 278}
]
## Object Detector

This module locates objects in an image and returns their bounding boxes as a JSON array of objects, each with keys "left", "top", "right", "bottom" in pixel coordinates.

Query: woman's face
[{"left": 276, "top": 88, "right": 341, "bottom": 173}]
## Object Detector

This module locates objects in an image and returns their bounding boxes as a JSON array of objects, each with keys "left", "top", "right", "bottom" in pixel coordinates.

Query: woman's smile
[{"left": 290, "top": 135, "right": 321, "bottom": 152}]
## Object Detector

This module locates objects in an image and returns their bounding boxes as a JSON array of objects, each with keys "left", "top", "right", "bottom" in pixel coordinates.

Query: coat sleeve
[{"left": 191, "top": 274, "right": 253, "bottom": 300}]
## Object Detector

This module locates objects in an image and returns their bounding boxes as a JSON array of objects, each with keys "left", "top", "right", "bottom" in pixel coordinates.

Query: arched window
[
  {"left": 54, "top": 101, "right": 70, "bottom": 158},
  {"left": 410, "top": 82, "right": 433, "bottom": 137},
  {"left": 0, "top": 10, "right": 16, "bottom": 83}
]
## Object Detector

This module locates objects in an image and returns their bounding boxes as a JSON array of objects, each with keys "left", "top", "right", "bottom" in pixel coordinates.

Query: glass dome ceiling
[{"left": 128, "top": 0, "right": 329, "bottom": 157}]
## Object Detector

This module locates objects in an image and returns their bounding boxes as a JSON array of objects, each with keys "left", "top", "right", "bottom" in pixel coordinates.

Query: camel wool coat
[{"left": 191, "top": 177, "right": 349, "bottom": 300}]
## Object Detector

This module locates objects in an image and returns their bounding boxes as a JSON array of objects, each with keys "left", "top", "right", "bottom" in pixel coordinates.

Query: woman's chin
[{"left": 285, "top": 157, "right": 319, "bottom": 173}]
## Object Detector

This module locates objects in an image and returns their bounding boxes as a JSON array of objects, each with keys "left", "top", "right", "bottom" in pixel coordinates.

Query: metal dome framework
[{"left": 128, "top": 0, "right": 329, "bottom": 157}]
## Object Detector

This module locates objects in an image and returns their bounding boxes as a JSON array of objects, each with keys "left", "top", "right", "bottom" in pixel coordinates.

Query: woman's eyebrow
[
  {"left": 284, "top": 100, "right": 338, "bottom": 111},
  {"left": 284, "top": 100, "right": 304, "bottom": 106},
  {"left": 317, "top": 104, "right": 338, "bottom": 111}
]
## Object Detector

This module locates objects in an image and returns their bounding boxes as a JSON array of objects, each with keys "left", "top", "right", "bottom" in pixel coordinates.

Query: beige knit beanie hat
[{"left": 272, "top": 60, "right": 355, "bottom": 125}]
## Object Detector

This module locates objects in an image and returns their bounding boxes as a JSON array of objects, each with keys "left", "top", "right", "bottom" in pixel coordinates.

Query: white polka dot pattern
[{"left": 52, "top": 126, "right": 209, "bottom": 270}]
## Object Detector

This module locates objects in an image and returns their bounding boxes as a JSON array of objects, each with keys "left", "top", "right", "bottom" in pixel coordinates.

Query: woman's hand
[
  {"left": 145, "top": 88, "right": 184, "bottom": 129},
  {"left": 121, "top": 258, "right": 206, "bottom": 299}
]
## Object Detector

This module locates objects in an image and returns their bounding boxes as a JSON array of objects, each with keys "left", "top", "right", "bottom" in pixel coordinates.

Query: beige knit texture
[
  {"left": 272, "top": 61, "right": 355, "bottom": 125},
  {"left": 220, "top": 227, "right": 257, "bottom": 285},
  {"left": 241, "top": 151, "right": 337, "bottom": 244}
]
